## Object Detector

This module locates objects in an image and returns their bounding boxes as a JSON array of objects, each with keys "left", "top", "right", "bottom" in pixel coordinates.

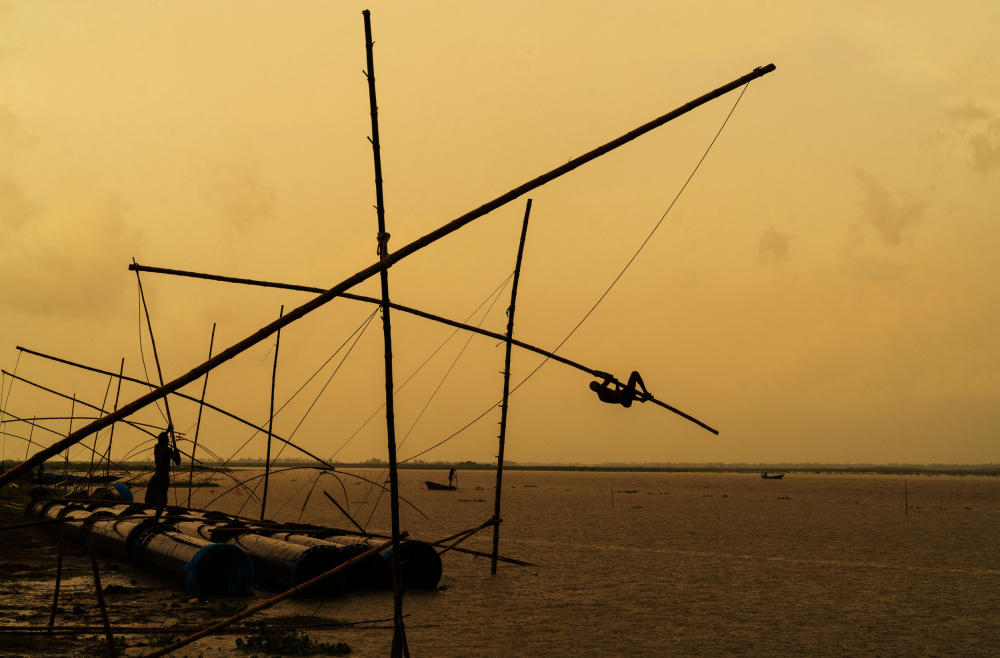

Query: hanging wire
[
  {"left": 233, "top": 308, "right": 379, "bottom": 517},
  {"left": 197, "top": 305, "right": 380, "bottom": 495},
  {"left": 1, "top": 351, "right": 22, "bottom": 462},
  {"left": 134, "top": 276, "right": 168, "bottom": 424},
  {"left": 400, "top": 81, "right": 753, "bottom": 463},
  {"left": 355, "top": 276, "right": 512, "bottom": 524},
  {"left": 330, "top": 272, "right": 513, "bottom": 461}
]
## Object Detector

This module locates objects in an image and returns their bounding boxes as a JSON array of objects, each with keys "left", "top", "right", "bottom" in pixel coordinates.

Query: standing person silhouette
[
  {"left": 145, "top": 426, "right": 180, "bottom": 523},
  {"left": 448, "top": 468, "right": 457, "bottom": 488},
  {"left": 589, "top": 371, "right": 650, "bottom": 408}
]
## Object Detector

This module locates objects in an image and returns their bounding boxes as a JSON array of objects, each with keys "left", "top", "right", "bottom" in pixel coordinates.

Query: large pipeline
[
  {"left": 314, "top": 533, "right": 441, "bottom": 590},
  {"left": 24, "top": 499, "right": 254, "bottom": 596},
  {"left": 23, "top": 498, "right": 445, "bottom": 595}
]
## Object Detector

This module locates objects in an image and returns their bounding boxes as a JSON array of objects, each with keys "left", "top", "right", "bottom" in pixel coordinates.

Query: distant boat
[
  {"left": 425, "top": 480, "right": 456, "bottom": 491},
  {"left": 761, "top": 473, "right": 785, "bottom": 479}
]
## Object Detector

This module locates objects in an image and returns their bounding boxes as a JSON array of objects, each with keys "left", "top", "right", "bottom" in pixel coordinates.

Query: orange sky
[{"left": 1, "top": 2, "right": 997, "bottom": 466}]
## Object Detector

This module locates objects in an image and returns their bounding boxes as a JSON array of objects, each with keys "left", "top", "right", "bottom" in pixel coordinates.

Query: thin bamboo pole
[
  {"left": 64, "top": 396, "right": 74, "bottom": 488},
  {"left": 261, "top": 308, "right": 282, "bottom": 521},
  {"left": 438, "top": 518, "right": 498, "bottom": 557},
  {"left": 187, "top": 326, "right": 214, "bottom": 507},
  {"left": 323, "top": 490, "right": 369, "bottom": 537},
  {"left": 47, "top": 522, "right": 64, "bottom": 631},
  {"left": 492, "top": 199, "right": 532, "bottom": 574},
  {"left": 3, "top": 409, "right": 128, "bottom": 473},
  {"left": 146, "top": 535, "right": 401, "bottom": 658},
  {"left": 0, "top": 616, "right": 399, "bottom": 634},
  {"left": 362, "top": 11, "right": 407, "bottom": 657},
  {"left": 125, "top": 264, "right": 620, "bottom": 376},
  {"left": 133, "top": 262, "right": 176, "bottom": 444},
  {"left": 82, "top": 529, "right": 116, "bottom": 657},
  {"left": 1, "top": 370, "right": 158, "bottom": 438},
  {"left": 105, "top": 359, "right": 124, "bottom": 482},
  {"left": 12, "top": 349, "right": 339, "bottom": 468},
  {"left": 88, "top": 380, "right": 108, "bottom": 491},
  {"left": 25, "top": 415, "right": 35, "bottom": 462},
  {"left": 0, "top": 62, "right": 772, "bottom": 489},
  {"left": 123, "top": 266, "right": 718, "bottom": 433}
]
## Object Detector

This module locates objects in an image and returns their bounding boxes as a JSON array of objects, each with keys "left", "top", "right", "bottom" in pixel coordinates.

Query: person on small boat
[
  {"left": 590, "top": 371, "right": 650, "bottom": 408},
  {"left": 145, "top": 426, "right": 180, "bottom": 522},
  {"left": 448, "top": 468, "right": 457, "bottom": 488}
]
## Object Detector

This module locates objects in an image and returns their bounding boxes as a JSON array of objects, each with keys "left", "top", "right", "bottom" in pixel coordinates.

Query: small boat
[
  {"left": 760, "top": 473, "right": 784, "bottom": 480},
  {"left": 424, "top": 480, "right": 456, "bottom": 491}
]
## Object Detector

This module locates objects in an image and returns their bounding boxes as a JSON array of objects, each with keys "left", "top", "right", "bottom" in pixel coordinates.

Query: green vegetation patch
[{"left": 234, "top": 625, "right": 350, "bottom": 655}]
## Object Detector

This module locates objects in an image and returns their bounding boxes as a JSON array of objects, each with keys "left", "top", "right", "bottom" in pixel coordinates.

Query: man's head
[
  {"left": 589, "top": 381, "right": 601, "bottom": 392},
  {"left": 157, "top": 431, "right": 169, "bottom": 444}
]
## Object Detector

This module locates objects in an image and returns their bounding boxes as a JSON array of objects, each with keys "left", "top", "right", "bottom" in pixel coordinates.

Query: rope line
[
  {"left": 329, "top": 273, "right": 513, "bottom": 461},
  {"left": 400, "top": 82, "right": 752, "bottom": 462}
]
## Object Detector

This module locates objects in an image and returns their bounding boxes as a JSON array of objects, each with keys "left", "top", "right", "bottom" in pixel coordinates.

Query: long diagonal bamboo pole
[{"left": 0, "top": 63, "right": 773, "bottom": 489}]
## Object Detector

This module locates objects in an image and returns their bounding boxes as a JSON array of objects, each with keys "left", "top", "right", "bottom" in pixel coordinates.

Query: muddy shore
[{"left": 0, "top": 489, "right": 381, "bottom": 657}]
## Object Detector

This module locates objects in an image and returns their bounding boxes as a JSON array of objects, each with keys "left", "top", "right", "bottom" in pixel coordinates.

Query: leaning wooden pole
[
  {"left": 362, "top": 10, "right": 408, "bottom": 657},
  {"left": 188, "top": 325, "right": 215, "bottom": 507},
  {"left": 64, "top": 396, "right": 74, "bottom": 488},
  {"left": 104, "top": 359, "right": 124, "bottom": 482},
  {"left": 123, "top": 265, "right": 718, "bottom": 432},
  {"left": 0, "top": 62, "right": 773, "bottom": 489},
  {"left": 133, "top": 262, "right": 176, "bottom": 443},
  {"left": 492, "top": 199, "right": 532, "bottom": 575},
  {"left": 261, "top": 308, "right": 282, "bottom": 521}
]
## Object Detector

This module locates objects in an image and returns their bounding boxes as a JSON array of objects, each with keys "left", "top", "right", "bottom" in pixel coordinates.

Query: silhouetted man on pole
[{"left": 590, "top": 371, "right": 650, "bottom": 408}]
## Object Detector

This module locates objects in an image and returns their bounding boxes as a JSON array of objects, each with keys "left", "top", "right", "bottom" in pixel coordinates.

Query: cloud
[
  {"left": 852, "top": 168, "right": 925, "bottom": 246},
  {"left": 0, "top": 182, "right": 145, "bottom": 318},
  {"left": 0, "top": 173, "right": 36, "bottom": 232},
  {"left": 207, "top": 161, "right": 276, "bottom": 237},
  {"left": 944, "top": 101, "right": 1000, "bottom": 174},
  {"left": 0, "top": 105, "right": 37, "bottom": 151},
  {"left": 757, "top": 225, "right": 792, "bottom": 265}
]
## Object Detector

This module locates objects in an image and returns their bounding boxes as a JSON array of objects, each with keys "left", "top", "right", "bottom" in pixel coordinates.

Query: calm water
[{"left": 183, "top": 469, "right": 1000, "bottom": 657}]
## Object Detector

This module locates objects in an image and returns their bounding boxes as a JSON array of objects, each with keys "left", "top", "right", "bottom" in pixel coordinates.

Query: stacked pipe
[
  {"left": 24, "top": 499, "right": 253, "bottom": 596},
  {"left": 24, "top": 498, "right": 445, "bottom": 596}
]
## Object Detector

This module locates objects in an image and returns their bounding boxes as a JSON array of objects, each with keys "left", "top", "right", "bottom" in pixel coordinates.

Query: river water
[{"left": 184, "top": 468, "right": 1000, "bottom": 657}]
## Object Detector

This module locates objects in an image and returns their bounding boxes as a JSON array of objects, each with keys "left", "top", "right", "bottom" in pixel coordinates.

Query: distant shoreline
[
  {"left": 16, "top": 461, "right": 999, "bottom": 477},
  {"left": 209, "top": 462, "right": 1000, "bottom": 477}
]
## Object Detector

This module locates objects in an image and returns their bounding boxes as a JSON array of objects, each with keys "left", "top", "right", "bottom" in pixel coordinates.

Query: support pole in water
[
  {"left": 83, "top": 529, "right": 117, "bottom": 657},
  {"left": 362, "top": 10, "right": 407, "bottom": 657},
  {"left": 146, "top": 535, "right": 401, "bottom": 658},
  {"left": 0, "top": 62, "right": 773, "bottom": 489},
  {"left": 261, "top": 308, "right": 282, "bottom": 521},
  {"left": 47, "top": 522, "right": 64, "bottom": 632},
  {"left": 188, "top": 326, "right": 215, "bottom": 507},
  {"left": 492, "top": 199, "right": 532, "bottom": 574}
]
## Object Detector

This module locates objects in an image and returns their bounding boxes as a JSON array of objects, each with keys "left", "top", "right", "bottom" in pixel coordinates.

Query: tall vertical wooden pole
[
  {"left": 362, "top": 10, "right": 407, "bottom": 657},
  {"left": 104, "top": 359, "right": 124, "bottom": 482},
  {"left": 188, "top": 326, "right": 215, "bottom": 507},
  {"left": 261, "top": 309, "right": 282, "bottom": 521},
  {"left": 491, "top": 199, "right": 532, "bottom": 575}
]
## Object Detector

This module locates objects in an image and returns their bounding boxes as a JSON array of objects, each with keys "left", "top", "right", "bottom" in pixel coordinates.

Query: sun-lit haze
[{"left": 1, "top": 1, "right": 997, "bottom": 467}]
